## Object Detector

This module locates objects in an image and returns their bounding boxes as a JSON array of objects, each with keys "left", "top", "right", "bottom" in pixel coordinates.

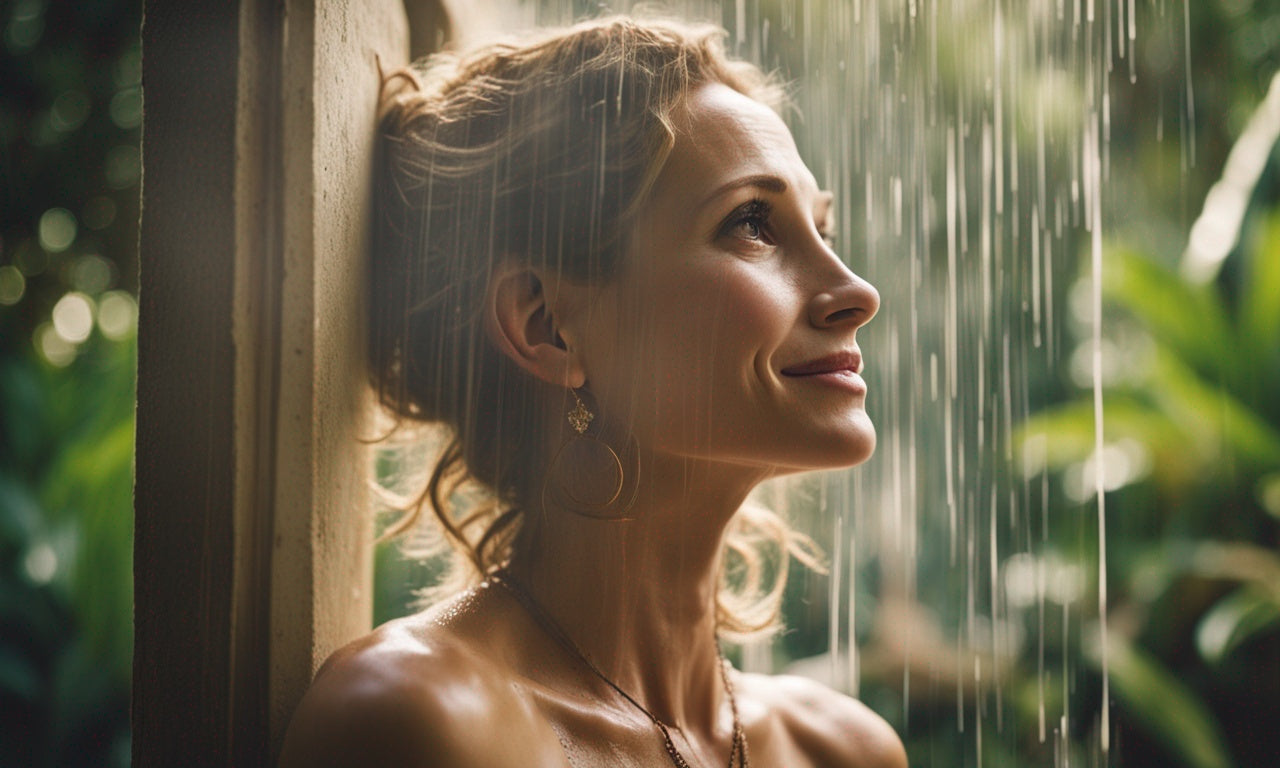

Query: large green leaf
[
  {"left": 1196, "top": 586, "right": 1280, "bottom": 666},
  {"left": 1241, "top": 207, "right": 1280, "bottom": 339},
  {"left": 1104, "top": 248, "right": 1237, "bottom": 384},
  {"left": 1240, "top": 208, "right": 1280, "bottom": 384},
  {"left": 1128, "top": 541, "right": 1280, "bottom": 611},
  {"left": 1185, "top": 542, "right": 1280, "bottom": 602},
  {"left": 1260, "top": 473, "right": 1280, "bottom": 519},
  {"left": 39, "top": 416, "right": 135, "bottom": 684},
  {"left": 1020, "top": 343, "right": 1280, "bottom": 487},
  {"left": 1095, "top": 633, "right": 1234, "bottom": 768},
  {"left": 1016, "top": 395, "right": 1202, "bottom": 486},
  {"left": 1149, "top": 346, "right": 1280, "bottom": 469}
]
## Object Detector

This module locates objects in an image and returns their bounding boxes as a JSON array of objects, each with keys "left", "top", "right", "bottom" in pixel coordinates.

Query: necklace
[{"left": 488, "top": 571, "right": 749, "bottom": 768}]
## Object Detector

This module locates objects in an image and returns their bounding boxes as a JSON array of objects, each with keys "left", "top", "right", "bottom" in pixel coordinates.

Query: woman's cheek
[
  {"left": 606, "top": 258, "right": 789, "bottom": 443},
  {"left": 707, "top": 266, "right": 794, "bottom": 348}
]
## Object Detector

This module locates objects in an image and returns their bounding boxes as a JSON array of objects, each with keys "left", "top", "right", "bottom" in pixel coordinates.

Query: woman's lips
[
  {"left": 780, "top": 350, "right": 863, "bottom": 376},
  {"left": 781, "top": 351, "right": 866, "bottom": 394},
  {"left": 786, "top": 369, "right": 867, "bottom": 393}
]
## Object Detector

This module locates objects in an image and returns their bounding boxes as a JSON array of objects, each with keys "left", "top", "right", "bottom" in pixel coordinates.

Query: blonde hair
[{"left": 370, "top": 15, "right": 821, "bottom": 639}]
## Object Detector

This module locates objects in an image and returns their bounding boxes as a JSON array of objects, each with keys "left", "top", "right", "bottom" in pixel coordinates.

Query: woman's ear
[{"left": 484, "top": 264, "right": 586, "bottom": 388}]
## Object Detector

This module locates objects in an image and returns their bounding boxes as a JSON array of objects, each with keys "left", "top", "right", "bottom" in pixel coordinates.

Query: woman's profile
[{"left": 279, "top": 15, "right": 906, "bottom": 768}]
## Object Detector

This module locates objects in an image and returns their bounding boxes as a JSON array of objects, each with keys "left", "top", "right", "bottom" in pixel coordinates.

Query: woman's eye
[
  {"left": 720, "top": 199, "right": 773, "bottom": 245},
  {"left": 733, "top": 216, "right": 767, "bottom": 241}
]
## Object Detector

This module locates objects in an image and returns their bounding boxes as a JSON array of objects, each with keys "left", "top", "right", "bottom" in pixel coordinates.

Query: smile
[
  {"left": 783, "top": 368, "right": 867, "bottom": 394},
  {"left": 780, "top": 350, "right": 866, "bottom": 393}
]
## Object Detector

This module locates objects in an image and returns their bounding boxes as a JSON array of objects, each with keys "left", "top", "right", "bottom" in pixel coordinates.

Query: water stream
[{"left": 435, "top": 1, "right": 1202, "bottom": 763}]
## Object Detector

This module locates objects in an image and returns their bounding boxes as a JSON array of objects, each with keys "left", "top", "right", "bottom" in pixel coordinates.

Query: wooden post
[{"left": 134, "top": 1, "right": 451, "bottom": 764}]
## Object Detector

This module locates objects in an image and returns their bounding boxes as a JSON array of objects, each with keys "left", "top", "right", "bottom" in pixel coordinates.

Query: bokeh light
[
  {"left": 70, "top": 254, "right": 115, "bottom": 294},
  {"left": 22, "top": 543, "right": 58, "bottom": 585},
  {"left": 50, "top": 89, "right": 90, "bottom": 132},
  {"left": 52, "top": 291, "right": 94, "bottom": 343},
  {"left": 1003, "top": 552, "right": 1087, "bottom": 608},
  {"left": 35, "top": 321, "right": 76, "bottom": 367},
  {"left": 1064, "top": 440, "right": 1154, "bottom": 502},
  {"left": 38, "top": 207, "right": 76, "bottom": 252},
  {"left": 97, "top": 290, "right": 137, "bottom": 340},
  {"left": 0, "top": 265, "right": 25, "bottom": 305},
  {"left": 3, "top": 0, "right": 44, "bottom": 55},
  {"left": 109, "top": 87, "right": 141, "bottom": 130}
]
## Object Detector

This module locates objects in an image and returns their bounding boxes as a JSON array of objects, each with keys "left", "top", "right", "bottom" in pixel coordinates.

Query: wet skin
[
  {"left": 279, "top": 583, "right": 906, "bottom": 767},
  {"left": 576, "top": 82, "right": 880, "bottom": 479},
  {"left": 279, "top": 83, "right": 903, "bottom": 768}
]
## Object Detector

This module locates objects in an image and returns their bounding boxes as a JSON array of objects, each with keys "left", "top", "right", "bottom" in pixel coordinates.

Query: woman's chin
[
  {"left": 772, "top": 419, "right": 877, "bottom": 474},
  {"left": 659, "top": 410, "right": 877, "bottom": 473},
  {"left": 825, "top": 430, "right": 877, "bottom": 468},
  {"left": 809, "top": 409, "right": 876, "bottom": 465}
]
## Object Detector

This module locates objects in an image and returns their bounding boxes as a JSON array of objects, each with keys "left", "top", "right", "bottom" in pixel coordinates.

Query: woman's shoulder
[
  {"left": 277, "top": 611, "right": 565, "bottom": 768},
  {"left": 739, "top": 671, "right": 907, "bottom": 768}
]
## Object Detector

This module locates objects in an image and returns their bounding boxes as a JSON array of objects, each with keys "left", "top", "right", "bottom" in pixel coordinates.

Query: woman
[{"left": 280, "top": 16, "right": 905, "bottom": 768}]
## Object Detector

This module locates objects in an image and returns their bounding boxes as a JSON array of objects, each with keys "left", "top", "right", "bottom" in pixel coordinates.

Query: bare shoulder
[
  {"left": 741, "top": 672, "right": 907, "bottom": 768},
  {"left": 277, "top": 614, "right": 564, "bottom": 768}
]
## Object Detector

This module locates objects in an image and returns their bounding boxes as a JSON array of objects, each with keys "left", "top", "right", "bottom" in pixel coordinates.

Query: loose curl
[{"left": 370, "top": 16, "right": 821, "bottom": 639}]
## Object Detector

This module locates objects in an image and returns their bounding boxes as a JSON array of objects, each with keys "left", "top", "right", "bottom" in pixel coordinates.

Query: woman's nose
[{"left": 807, "top": 262, "right": 879, "bottom": 329}]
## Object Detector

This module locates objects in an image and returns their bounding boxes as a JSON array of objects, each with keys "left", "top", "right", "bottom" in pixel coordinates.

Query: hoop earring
[{"left": 542, "top": 389, "right": 639, "bottom": 521}]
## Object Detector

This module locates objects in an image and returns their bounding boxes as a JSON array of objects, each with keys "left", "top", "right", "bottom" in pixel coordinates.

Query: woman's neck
[{"left": 505, "top": 453, "right": 769, "bottom": 732}]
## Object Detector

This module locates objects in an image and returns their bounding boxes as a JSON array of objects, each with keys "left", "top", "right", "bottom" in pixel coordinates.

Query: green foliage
[
  {"left": 1, "top": 1, "right": 1276, "bottom": 767},
  {"left": 1, "top": 1, "right": 141, "bottom": 765},
  {"left": 0, "top": 337, "right": 135, "bottom": 768},
  {"left": 1196, "top": 585, "right": 1280, "bottom": 666},
  {"left": 1239, "top": 210, "right": 1280, "bottom": 362},
  {"left": 1016, "top": 81, "right": 1280, "bottom": 767},
  {"left": 1098, "top": 634, "right": 1233, "bottom": 768}
]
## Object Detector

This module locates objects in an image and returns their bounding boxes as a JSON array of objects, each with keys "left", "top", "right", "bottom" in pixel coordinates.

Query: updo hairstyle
[{"left": 371, "top": 16, "right": 819, "bottom": 636}]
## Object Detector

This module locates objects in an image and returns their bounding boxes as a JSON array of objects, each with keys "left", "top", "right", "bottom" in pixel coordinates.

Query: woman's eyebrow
[{"left": 697, "top": 174, "right": 789, "bottom": 211}]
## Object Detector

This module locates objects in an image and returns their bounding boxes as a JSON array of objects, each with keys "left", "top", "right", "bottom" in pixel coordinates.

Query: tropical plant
[
  {"left": 1018, "top": 85, "right": 1280, "bottom": 766},
  {"left": 1, "top": 1, "right": 141, "bottom": 765}
]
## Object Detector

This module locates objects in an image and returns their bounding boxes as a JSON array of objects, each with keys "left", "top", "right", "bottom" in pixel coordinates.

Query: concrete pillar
[{"left": 134, "top": 1, "right": 447, "bottom": 764}]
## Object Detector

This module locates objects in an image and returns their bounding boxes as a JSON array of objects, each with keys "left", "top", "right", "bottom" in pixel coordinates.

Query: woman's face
[{"left": 570, "top": 82, "right": 879, "bottom": 477}]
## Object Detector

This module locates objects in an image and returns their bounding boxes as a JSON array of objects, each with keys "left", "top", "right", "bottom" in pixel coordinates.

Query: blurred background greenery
[
  {"left": 1, "top": 1, "right": 138, "bottom": 766},
  {"left": 2, "top": 0, "right": 1277, "bottom": 766}
]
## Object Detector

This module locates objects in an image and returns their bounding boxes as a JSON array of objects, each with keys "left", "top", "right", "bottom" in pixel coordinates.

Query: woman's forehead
[{"left": 656, "top": 83, "right": 822, "bottom": 211}]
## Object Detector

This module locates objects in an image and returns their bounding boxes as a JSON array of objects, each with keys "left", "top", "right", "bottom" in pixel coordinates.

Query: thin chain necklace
[{"left": 488, "top": 570, "right": 749, "bottom": 768}]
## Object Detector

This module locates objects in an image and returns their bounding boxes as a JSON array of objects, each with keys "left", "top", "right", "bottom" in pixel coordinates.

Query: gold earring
[{"left": 542, "top": 388, "right": 638, "bottom": 520}]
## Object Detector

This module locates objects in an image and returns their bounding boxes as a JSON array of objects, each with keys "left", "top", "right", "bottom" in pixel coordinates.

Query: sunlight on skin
[{"left": 281, "top": 80, "right": 904, "bottom": 768}]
